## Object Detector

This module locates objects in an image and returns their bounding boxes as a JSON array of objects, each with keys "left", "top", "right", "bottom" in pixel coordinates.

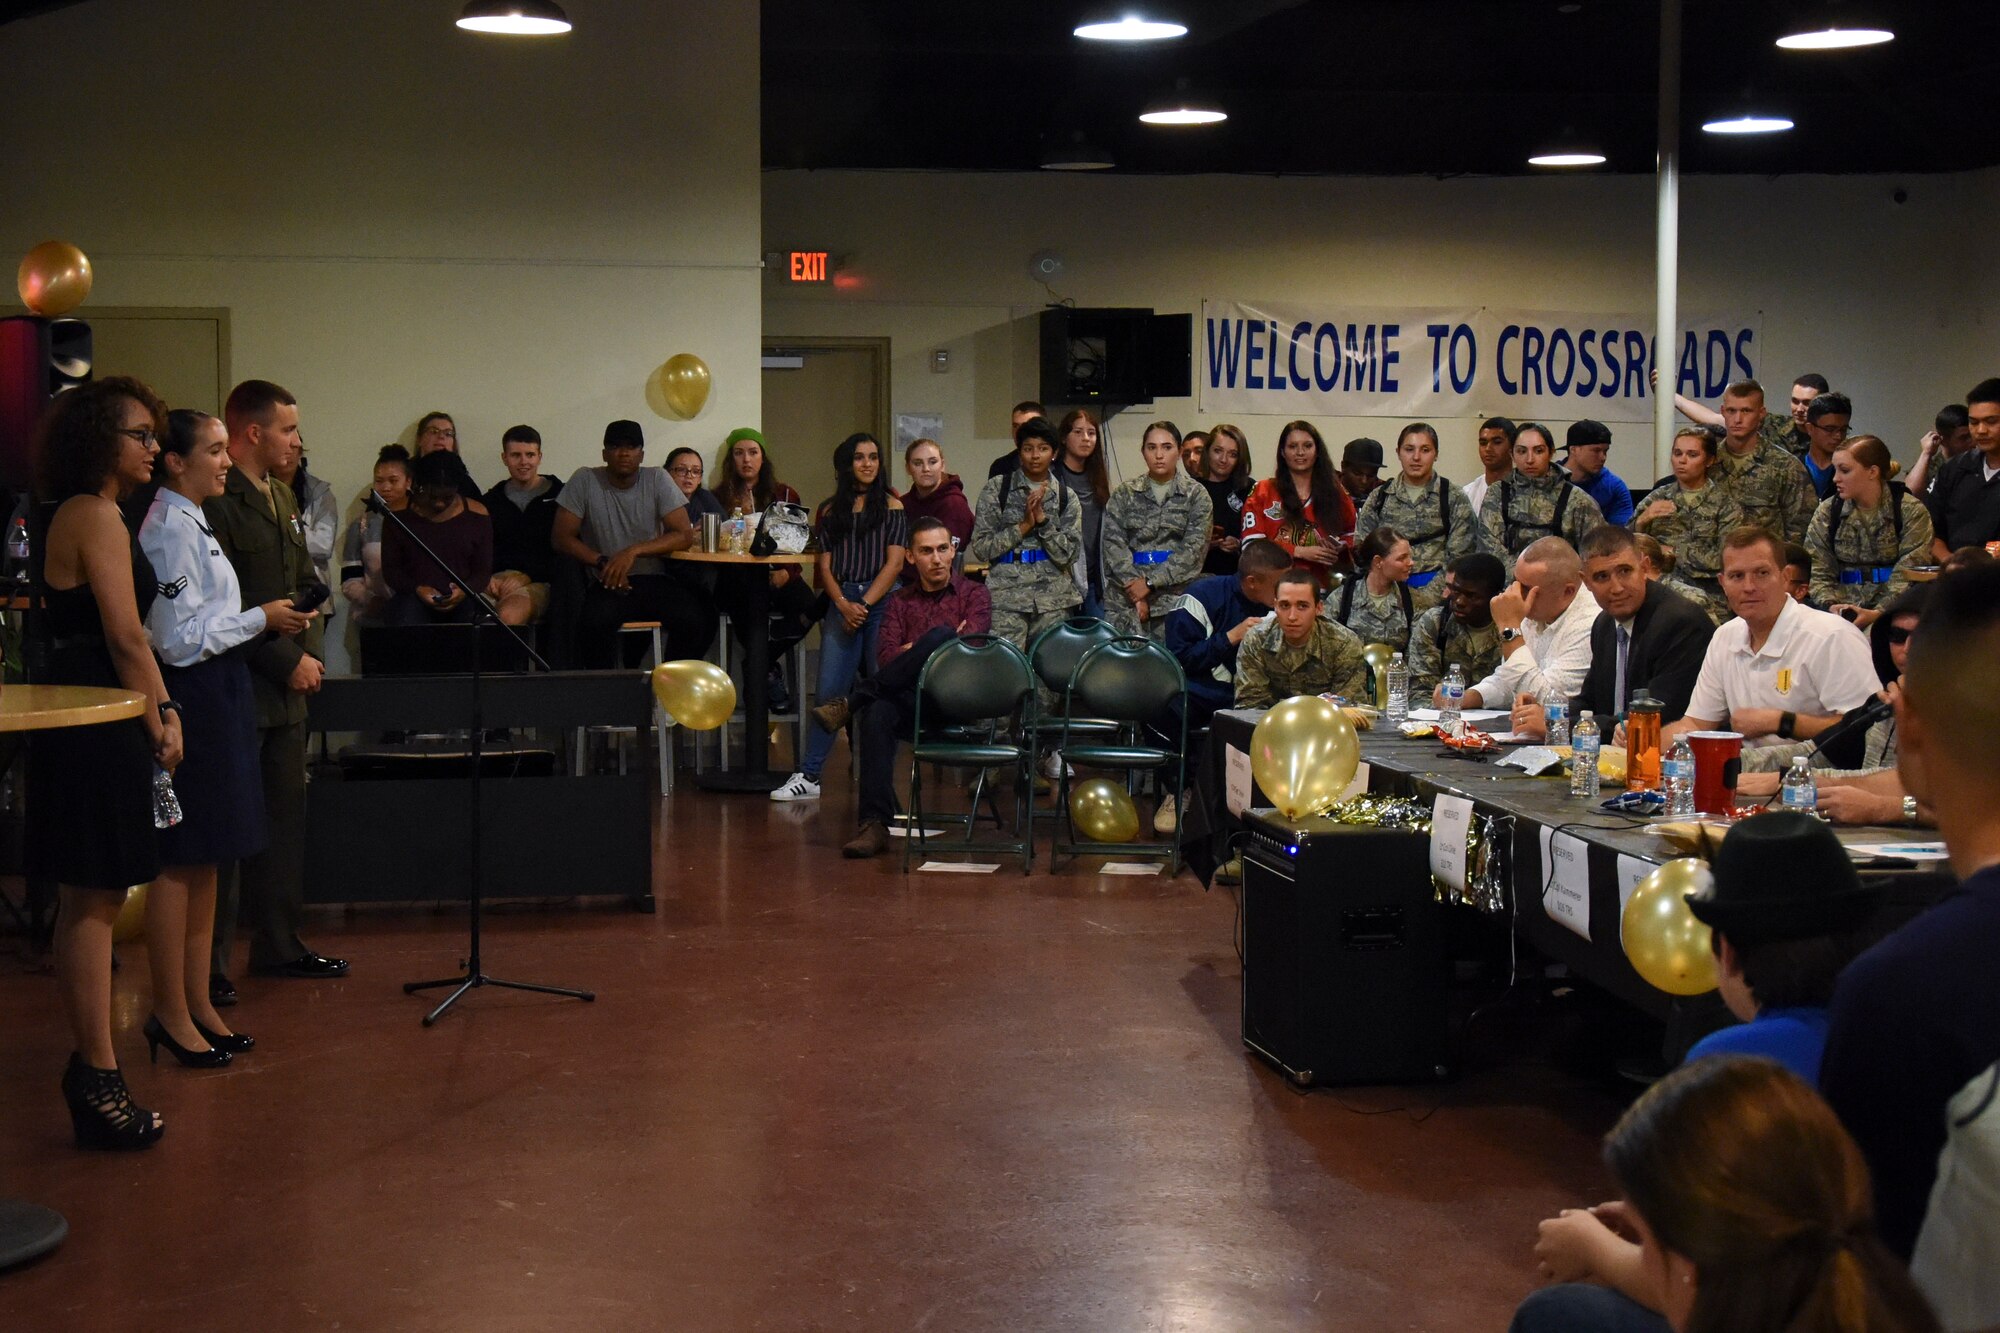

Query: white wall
[
  {"left": 766, "top": 167, "right": 1994, "bottom": 493},
  {"left": 1, "top": 0, "right": 763, "bottom": 506}
]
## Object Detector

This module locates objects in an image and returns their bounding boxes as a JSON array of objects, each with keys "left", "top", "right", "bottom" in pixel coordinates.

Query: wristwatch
[
  {"left": 158, "top": 699, "right": 183, "bottom": 720},
  {"left": 1778, "top": 711, "right": 1797, "bottom": 740},
  {"left": 1499, "top": 627, "right": 1521, "bottom": 643},
  {"left": 1903, "top": 794, "right": 1920, "bottom": 825},
  {"left": 594, "top": 554, "right": 610, "bottom": 572}
]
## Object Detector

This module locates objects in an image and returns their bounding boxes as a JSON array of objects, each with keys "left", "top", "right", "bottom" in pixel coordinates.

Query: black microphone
[
  {"left": 291, "top": 580, "right": 331, "bottom": 613},
  {"left": 1804, "top": 693, "right": 1894, "bottom": 764}
]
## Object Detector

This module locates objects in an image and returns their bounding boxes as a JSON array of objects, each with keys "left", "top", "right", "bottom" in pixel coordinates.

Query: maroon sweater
[
  {"left": 898, "top": 476, "right": 976, "bottom": 551},
  {"left": 383, "top": 506, "right": 494, "bottom": 596},
  {"left": 879, "top": 574, "right": 992, "bottom": 666}
]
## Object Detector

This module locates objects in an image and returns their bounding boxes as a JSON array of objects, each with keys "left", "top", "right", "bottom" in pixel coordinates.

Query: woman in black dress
[
  {"left": 138, "top": 409, "right": 316, "bottom": 1067},
  {"left": 30, "top": 376, "right": 182, "bottom": 1150}
]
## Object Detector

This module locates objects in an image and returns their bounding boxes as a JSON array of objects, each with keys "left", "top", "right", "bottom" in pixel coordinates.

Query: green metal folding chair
[
  {"left": 1027, "top": 615, "right": 1120, "bottom": 770},
  {"left": 1052, "top": 636, "right": 1189, "bottom": 873},
  {"left": 903, "top": 635, "right": 1037, "bottom": 874}
]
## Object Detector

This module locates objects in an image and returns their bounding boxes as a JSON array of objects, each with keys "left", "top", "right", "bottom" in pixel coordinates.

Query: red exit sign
[{"left": 787, "top": 251, "right": 830, "bottom": 283}]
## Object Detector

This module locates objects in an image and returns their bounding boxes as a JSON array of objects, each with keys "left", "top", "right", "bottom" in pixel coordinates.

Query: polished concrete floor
[{"left": 0, "top": 766, "right": 1631, "bottom": 1331}]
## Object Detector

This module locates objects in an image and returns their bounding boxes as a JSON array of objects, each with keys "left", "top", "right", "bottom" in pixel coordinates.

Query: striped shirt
[{"left": 816, "top": 501, "right": 909, "bottom": 585}]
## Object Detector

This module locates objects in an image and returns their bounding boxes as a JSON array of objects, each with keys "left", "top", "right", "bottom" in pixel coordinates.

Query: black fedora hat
[{"left": 1685, "top": 811, "right": 1881, "bottom": 946}]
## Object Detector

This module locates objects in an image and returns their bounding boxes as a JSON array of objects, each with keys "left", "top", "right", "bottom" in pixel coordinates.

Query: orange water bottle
[{"left": 1625, "top": 694, "right": 1663, "bottom": 791}]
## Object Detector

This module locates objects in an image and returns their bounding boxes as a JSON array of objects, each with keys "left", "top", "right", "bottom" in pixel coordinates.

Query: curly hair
[{"left": 34, "top": 375, "right": 168, "bottom": 503}]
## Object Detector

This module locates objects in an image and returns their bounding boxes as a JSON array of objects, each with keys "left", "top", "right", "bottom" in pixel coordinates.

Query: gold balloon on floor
[
  {"left": 111, "top": 883, "right": 148, "bottom": 944},
  {"left": 648, "top": 352, "right": 711, "bottom": 420},
  {"left": 1360, "top": 641, "right": 1395, "bottom": 708},
  {"left": 1069, "top": 776, "right": 1139, "bottom": 843},
  {"left": 18, "top": 240, "right": 93, "bottom": 316},
  {"left": 1620, "top": 858, "right": 1720, "bottom": 995},
  {"left": 651, "top": 660, "right": 735, "bottom": 731},
  {"left": 1249, "top": 695, "right": 1360, "bottom": 819}
]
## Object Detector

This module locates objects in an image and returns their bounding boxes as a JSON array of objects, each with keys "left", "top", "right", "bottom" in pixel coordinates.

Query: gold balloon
[
  {"left": 651, "top": 659, "right": 736, "bottom": 731},
  {"left": 1249, "top": 695, "right": 1361, "bottom": 819},
  {"left": 17, "top": 240, "right": 93, "bottom": 316},
  {"left": 1360, "top": 642, "right": 1395, "bottom": 708},
  {"left": 648, "top": 352, "right": 711, "bottom": 420},
  {"left": 1620, "top": 858, "right": 1720, "bottom": 996},
  {"left": 111, "top": 883, "right": 148, "bottom": 944},
  {"left": 1069, "top": 776, "right": 1139, "bottom": 843}
]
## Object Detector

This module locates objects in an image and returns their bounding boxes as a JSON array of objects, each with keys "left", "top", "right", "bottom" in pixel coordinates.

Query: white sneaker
[
  {"left": 769, "top": 772, "right": 821, "bottom": 802},
  {"left": 1153, "top": 791, "right": 1184, "bottom": 835},
  {"left": 1042, "top": 750, "right": 1072, "bottom": 782}
]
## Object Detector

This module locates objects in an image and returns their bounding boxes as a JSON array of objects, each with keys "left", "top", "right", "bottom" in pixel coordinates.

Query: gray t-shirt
[{"left": 559, "top": 466, "right": 686, "bottom": 577}]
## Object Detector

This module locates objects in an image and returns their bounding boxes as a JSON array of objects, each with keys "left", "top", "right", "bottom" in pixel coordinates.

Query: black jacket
[
  {"left": 1569, "top": 579, "right": 1714, "bottom": 723},
  {"left": 481, "top": 475, "right": 564, "bottom": 584}
]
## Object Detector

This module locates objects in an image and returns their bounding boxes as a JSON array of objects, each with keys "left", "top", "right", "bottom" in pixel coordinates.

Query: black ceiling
[{"left": 763, "top": 1, "right": 2000, "bottom": 176}]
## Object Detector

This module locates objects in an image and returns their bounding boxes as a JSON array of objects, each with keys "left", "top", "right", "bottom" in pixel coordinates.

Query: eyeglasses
[
  {"left": 117, "top": 427, "right": 160, "bottom": 446},
  {"left": 420, "top": 425, "right": 456, "bottom": 438},
  {"left": 668, "top": 465, "right": 703, "bottom": 479},
  {"left": 1810, "top": 421, "right": 1849, "bottom": 438}
]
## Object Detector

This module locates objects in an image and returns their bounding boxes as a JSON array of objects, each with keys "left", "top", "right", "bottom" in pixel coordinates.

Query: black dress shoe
[
  {"left": 209, "top": 974, "right": 238, "bottom": 1008},
  {"left": 250, "top": 952, "right": 350, "bottom": 979}
]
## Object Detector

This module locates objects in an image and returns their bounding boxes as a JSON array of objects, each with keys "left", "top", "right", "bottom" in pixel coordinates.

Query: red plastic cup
[{"left": 1687, "top": 730, "right": 1744, "bottom": 816}]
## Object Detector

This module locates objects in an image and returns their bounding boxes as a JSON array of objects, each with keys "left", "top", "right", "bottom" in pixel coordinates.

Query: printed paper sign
[
  {"left": 1540, "top": 826, "right": 1592, "bottom": 940},
  {"left": 1225, "top": 745, "right": 1252, "bottom": 818},
  {"left": 1340, "top": 761, "right": 1371, "bottom": 803},
  {"left": 1616, "top": 854, "right": 1655, "bottom": 922},
  {"left": 1429, "top": 794, "right": 1475, "bottom": 895}
]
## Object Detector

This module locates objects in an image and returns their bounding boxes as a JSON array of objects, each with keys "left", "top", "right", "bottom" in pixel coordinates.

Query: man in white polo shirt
[
  {"left": 1460, "top": 536, "right": 1600, "bottom": 710},
  {"left": 1664, "top": 526, "right": 1879, "bottom": 749}
]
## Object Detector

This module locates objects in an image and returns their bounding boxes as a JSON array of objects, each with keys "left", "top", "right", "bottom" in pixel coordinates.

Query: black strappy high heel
[
  {"left": 143, "top": 1015, "right": 231, "bottom": 1069},
  {"left": 61, "top": 1053, "right": 164, "bottom": 1151},
  {"left": 192, "top": 1017, "right": 254, "bottom": 1054}
]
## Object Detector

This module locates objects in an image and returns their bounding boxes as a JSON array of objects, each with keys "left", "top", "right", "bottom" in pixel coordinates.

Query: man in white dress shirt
[
  {"left": 1459, "top": 536, "right": 1600, "bottom": 709},
  {"left": 1665, "top": 526, "right": 1880, "bottom": 749}
]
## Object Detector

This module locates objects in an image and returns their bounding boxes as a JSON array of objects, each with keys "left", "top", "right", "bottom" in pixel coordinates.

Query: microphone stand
[{"left": 366, "top": 490, "right": 593, "bottom": 1026}]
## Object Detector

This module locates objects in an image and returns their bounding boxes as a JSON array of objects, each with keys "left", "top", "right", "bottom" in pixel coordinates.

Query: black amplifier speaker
[{"left": 1240, "top": 809, "right": 1450, "bottom": 1087}]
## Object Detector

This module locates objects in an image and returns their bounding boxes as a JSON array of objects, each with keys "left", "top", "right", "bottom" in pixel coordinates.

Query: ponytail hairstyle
[
  {"left": 1606, "top": 1058, "right": 1939, "bottom": 1333},
  {"left": 151, "top": 407, "right": 218, "bottom": 481},
  {"left": 1356, "top": 525, "right": 1406, "bottom": 577},
  {"left": 1837, "top": 435, "right": 1898, "bottom": 490}
]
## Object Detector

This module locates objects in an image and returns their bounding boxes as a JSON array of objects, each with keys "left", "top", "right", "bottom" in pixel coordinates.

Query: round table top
[
  {"left": 671, "top": 550, "right": 814, "bottom": 566},
  {"left": 0, "top": 684, "right": 147, "bottom": 733},
  {"left": 1905, "top": 568, "right": 1938, "bottom": 583}
]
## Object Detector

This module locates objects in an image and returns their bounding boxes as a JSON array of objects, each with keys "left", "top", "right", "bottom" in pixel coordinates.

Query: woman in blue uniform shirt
[{"left": 137, "top": 409, "right": 315, "bottom": 1066}]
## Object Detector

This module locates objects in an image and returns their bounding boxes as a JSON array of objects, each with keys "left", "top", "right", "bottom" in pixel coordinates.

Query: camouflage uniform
[
  {"left": 1805, "top": 490, "right": 1936, "bottom": 611},
  {"left": 1327, "top": 577, "right": 1415, "bottom": 655},
  {"left": 1475, "top": 471, "right": 1605, "bottom": 579},
  {"left": 1406, "top": 607, "right": 1502, "bottom": 699},
  {"left": 1234, "top": 616, "right": 1369, "bottom": 709},
  {"left": 1714, "top": 438, "right": 1816, "bottom": 544},
  {"left": 1634, "top": 479, "right": 1743, "bottom": 625},
  {"left": 1759, "top": 410, "right": 1810, "bottom": 460},
  {"left": 1099, "top": 471, "right": 1213, "bottom": 637},
  {"left": 1354, "top": 473, "right": 1475, "bottom": 606},
  {"left": 970, "top": 469, "right": 1084, "bottom": 652}
]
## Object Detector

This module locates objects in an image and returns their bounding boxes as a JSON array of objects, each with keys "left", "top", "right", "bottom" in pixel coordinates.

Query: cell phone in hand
[
  {"left": 290, "top": 580, "right": 330, "bottom": 613},
  {"left": 431, "top": 587, "right": 453, "bottom": 606}
]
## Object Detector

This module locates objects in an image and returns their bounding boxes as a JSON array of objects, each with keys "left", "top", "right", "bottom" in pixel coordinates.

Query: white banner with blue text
[{"left": 1199, "top": 301, "right": 1763, "bottom": 424}]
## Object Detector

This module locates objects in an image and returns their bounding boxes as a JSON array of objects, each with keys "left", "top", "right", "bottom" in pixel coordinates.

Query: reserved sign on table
[{"left": 1539, "top": 826, "right": 1592, "bottom": 940}]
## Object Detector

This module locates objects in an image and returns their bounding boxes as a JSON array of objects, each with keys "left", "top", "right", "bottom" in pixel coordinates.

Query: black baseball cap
[{"left": 603, "top": 419, "right": 645, "bottom": 450}]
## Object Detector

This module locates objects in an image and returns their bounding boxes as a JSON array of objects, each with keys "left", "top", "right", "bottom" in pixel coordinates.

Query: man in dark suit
[
  {"left": 1509, "top": 524, "right": 1714, "bottom": 739},
  {"left": 205, "top": 379, "right": 347, "bottom": 1002}
]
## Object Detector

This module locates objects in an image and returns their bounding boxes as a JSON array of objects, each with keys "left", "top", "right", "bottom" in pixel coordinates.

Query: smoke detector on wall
[{"left": 1029, "top": 251, "right": 1066, "bottom": 283}]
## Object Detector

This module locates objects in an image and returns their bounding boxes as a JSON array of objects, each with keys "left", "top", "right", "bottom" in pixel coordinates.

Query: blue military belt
[
  {"left": 1407, "top": 569, "right": 1441, "bottom": 589},
  {"left": 1838, "top": 567, "right": 1894, "bottom": 585},
  {"left": 998, "top": 549, "right": 1049, "bottom": 565},
  {"left": 1132, "top": 550, "right": 1172, "bottom": 566}
]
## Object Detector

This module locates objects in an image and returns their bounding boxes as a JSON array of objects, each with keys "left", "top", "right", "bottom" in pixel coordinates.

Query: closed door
[
  {"left": 759, "top": 339, "right": 889, "bottom": 507},
  {"left": 84, "top": 307, "right": 230, "bottom": 414}
]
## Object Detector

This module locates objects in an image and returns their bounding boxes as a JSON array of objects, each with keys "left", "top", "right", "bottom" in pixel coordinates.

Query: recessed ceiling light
[
  {"left": 1528, "top": 151, "right": 1606, "bottom": 167},
  {"left": 1075, "top": 16, "right": 1188, "bottom": 42},
  {"left": 1702, "top": 114, "right": 1795, "bottom": 134},
  {"left": 1775, "top": 25, "right": 1893, "bottom": 49},
  {"left": 457, "top": 1, "right": 572, "bottom": 35}
]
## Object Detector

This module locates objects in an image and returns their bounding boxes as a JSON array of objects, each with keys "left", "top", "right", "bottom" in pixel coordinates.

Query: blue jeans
[
  {"left": 1509, "top": 1285, "right": 1669, "bottom": 1333},
  {"left": 803, "top": 580, "right": 887, "bottom": 780}
]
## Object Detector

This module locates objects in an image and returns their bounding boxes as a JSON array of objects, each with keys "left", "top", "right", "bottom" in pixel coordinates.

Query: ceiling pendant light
[
  {"left": 1075, "top": 15, "right": 1188, "bottom": 42},
  {"left": 457, "top": 1, "right": 572, "bottom": 35},
  {"left": 1776, "top": 4, "right": 1892, "bottom": 50},
  {"left": 1528, "top": 124, "right": 1605, "bottom": 167},
  {"left": 1702, "top": 112, "right": 1795, "bottom": 134},
  {"left": 1139, "top": 78, "right": 1225, "bottom": 126}
]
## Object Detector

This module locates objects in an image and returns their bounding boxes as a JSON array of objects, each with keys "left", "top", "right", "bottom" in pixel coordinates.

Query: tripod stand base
[{"left": 403, "top": 971, "right": 596, "bottom": 1026}]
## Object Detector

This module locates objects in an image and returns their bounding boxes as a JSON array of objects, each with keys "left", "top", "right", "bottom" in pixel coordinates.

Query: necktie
[{"left": 1614, "top": 625, "right": 1631, "bottom": 716}]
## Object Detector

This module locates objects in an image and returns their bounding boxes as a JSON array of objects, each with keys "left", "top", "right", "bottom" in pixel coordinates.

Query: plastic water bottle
[
  {"left": 1440, "top": 664, "right": 1465, "bottom": 740},
  {"left": 1543, "top": 689, "right": 1569, "bottom": 748},
  {"left": 1571, "top": 711, "right": 1601, "bottom": 798},
  {"left": 1781, "top": 756, "right": 1818, "bottom": 813},
  {"left": 1385, "top": 652, "right": 1409, "bottom": 726},
  {"left": 1662, "top": 736, "right": 1695, "bottom": 817},
  {"left": 728, "top": 507, "right": 749, "bottom": 555},
  {"left": 5, "top": 516, "right": 28, "bottom": 572},
  {"left": 152, "top": 767, "right": 183, "bottom": 829}
]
